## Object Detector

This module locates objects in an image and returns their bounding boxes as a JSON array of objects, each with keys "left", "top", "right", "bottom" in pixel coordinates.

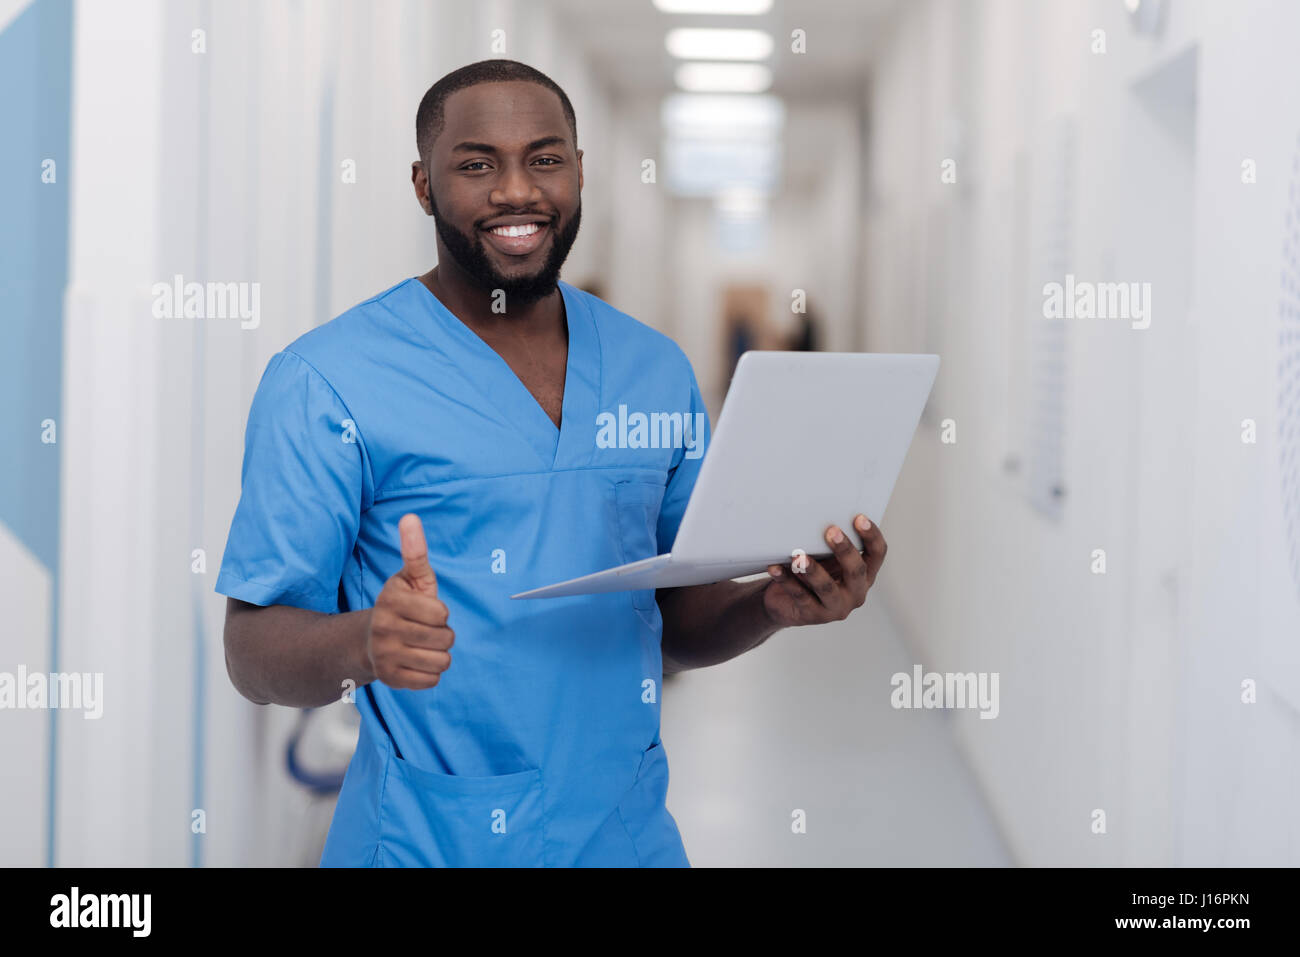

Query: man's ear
[
  {"left": 411, "top": 160, "right": 432, "bottom": 215},
  {"left": 576, "top": 148, "right": 584, "bottom": 191}
]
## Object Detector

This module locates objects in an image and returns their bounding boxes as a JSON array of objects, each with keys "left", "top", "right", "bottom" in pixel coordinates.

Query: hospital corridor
[{"left": 3, "top": 0, "right": 1300, "bottom": 875}]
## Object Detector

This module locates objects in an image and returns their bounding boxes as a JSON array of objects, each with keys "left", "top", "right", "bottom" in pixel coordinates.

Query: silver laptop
[{"left": 510, "top": 351, "right": 940, "bottom": 599}]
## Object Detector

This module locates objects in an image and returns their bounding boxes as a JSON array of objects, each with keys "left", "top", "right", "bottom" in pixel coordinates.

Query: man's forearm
[
  {"left": 657, "top": 578, "right": 781, "bottom": 673},
  {"left": 224, "top": 600, "right": 377, "bottom": 708}
]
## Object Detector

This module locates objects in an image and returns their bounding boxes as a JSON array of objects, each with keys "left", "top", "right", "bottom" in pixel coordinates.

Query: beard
[{"left": 428, "top": 184, "right": 582, "bottom": 308}]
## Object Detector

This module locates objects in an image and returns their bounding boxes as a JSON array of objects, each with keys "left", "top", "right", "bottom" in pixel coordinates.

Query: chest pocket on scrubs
[{"left": 614, "top": 480, "right": 667, "bottom": 614}]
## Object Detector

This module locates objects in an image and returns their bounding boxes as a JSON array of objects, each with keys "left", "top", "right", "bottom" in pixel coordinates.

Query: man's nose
[{"left": 492, "top": 161, "right": 540, "bottom": 207}]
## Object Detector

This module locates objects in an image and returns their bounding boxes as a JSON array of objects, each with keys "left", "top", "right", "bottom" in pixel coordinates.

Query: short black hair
[{"left": 416, "top": 59, "right": 577, "bottom": 163}]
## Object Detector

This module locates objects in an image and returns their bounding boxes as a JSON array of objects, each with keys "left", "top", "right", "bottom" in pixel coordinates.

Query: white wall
[
  {"left": 605, "top": 95, "right": 673, "bottom": 348},
  {"left": 1180, "top": 0, "right": 1300, "bottom": 865},
  {"left": 0, "top": 524, "right": 51, "bottom": 865},
  {"left": 864, "top": 0, "right": 1300, "bottom": 865},
  {"left": 57, "top": 0, "right": 613, "bottom": 866}
]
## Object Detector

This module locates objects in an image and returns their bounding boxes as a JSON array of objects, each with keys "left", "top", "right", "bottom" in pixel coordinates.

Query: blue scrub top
[{"left": 216, "top": 277, "right": 710, "bottom": 867}]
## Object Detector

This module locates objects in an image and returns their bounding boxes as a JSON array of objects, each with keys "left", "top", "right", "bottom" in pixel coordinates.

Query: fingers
[
  {"left": 764, "top": 514, "right": 887, "bottom": 623},
  {"left": 388, "top": 665, "right": 447, "bottom": 691},
  {"left": 398, "top": 513, "right": 438, "bottom": 595},
  {"left": 766, "top": 563, "right": 823, "bottom": 614},
  {"left": 385, "top": 589, "right": 451, "bottom": 630},
  {"left": 373, "top": 590, "right": 454, "bottom": 651},
  {"left": 766, "top": 552, "right": 842, "bottom": 618},
  {"left": 853, "top": 514, "right": 887, "bottom": 584},
  {"left": 785, "top": 551, "right": 847, "bottom": 611},
  {"left": 369, "top": 624, "right": 453, "bottom": 689},
  {"left": 386, "top": 615, "right": 455, "bottom": 651},
  {"left": 392, "top": 647, "right": 452, "bottom": 675},
  {"left": 824, "top": 522, "right": 870, "bottom": 596}
]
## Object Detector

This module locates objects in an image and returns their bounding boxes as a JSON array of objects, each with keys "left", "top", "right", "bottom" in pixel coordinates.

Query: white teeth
[{"left": 490, "top": 223, "right": 542, "bottom": 238}]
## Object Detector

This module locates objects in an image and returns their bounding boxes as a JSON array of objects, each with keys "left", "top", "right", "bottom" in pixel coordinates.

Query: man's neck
[{"left": 420, "top": 264, "right": 564, "bottom": 343}]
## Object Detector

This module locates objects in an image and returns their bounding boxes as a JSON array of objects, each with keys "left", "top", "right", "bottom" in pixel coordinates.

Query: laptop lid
[{"left": 668, "top": 351, "right": 940, "bottom": 566}]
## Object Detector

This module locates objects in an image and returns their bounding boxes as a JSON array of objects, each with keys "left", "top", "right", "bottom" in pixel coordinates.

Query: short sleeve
[
  {"left": 215, "top": 350, "right": 365, "bottom": 614},
  {"left": 656, "top": 358, "right": 711, "bottom": 554}
]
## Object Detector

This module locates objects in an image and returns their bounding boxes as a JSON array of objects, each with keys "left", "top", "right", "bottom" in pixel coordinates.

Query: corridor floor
[{"left": 661, "top": 588, "right": 1013, "bottom": 867}]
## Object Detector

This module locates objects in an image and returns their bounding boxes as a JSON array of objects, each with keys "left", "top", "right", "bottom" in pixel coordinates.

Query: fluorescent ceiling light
[
  {"left": 653, "top": 0, "right": 772, "bottom": 13},
  {"left": 665, "top": 28, "right": 773, "bottom": 61},
  {"left": 675, "top": 61, "right": 772, "bottom": 93},
  {"left": 715, "top": 186, "right": 767, "bottom": 218},
  {"left": 661, "top": 93, "right": 785, "bottom": 138},
  {"left": 661, "top": 138, "right": 780, "bottom": 196}
]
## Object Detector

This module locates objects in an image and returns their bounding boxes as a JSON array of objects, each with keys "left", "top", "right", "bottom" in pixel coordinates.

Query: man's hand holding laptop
[{"left": 761, "top": 513, "right": 887, "bottom": 628}]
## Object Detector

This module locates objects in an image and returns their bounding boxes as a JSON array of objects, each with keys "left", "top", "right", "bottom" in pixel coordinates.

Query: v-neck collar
[{"left": 405, "top": 277, "right": 600, "bottom": 471}]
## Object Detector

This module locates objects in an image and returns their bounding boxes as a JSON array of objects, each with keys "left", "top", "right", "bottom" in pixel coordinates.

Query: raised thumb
[{"left": 398, "top": 513, "right": 438, "bottom": 594}]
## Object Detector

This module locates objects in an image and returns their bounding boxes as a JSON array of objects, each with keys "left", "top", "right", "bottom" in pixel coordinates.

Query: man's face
[{"left": 419, "top": 80, "right": 583, "bottom": 307}]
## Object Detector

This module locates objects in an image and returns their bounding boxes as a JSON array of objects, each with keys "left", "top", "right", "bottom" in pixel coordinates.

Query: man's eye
[
  {"left": 534, "top": 157, "right": 560, "bottom": 166},
  {"left": 461, "top": 161, "right": 490, "bottom": 171}
]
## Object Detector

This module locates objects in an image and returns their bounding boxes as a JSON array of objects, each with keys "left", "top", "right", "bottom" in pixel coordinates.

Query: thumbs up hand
[{"left": 364, "top": 514, "right": 454, "bottom": 691}]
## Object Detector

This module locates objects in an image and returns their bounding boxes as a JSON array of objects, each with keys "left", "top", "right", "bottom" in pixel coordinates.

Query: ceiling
[{"left": 549, "top": 0, "right": 902, "bottom": 102}]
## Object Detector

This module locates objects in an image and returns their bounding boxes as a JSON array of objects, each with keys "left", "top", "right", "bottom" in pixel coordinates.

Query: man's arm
[
  {"left": 224, "top": 514, "right": 455, "bottom": 709},
  {"left": 657, "top": 579, "right": 782, "bottom": 674},
  {"left": 223, "top": 599, "right": 376, "bottom": 709}
]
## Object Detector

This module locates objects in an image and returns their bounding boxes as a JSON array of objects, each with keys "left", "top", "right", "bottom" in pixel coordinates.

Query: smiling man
[{"left": 217, "top": 58, "right": 887, "bottom": 868}]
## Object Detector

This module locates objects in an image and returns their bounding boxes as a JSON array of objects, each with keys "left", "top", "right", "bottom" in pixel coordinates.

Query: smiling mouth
[
  {"left": 482, "top": 221, "right": 551, "bottom": 256},
  {"left": 488, "top": 222, "right": 545, "bottom": 238}
]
